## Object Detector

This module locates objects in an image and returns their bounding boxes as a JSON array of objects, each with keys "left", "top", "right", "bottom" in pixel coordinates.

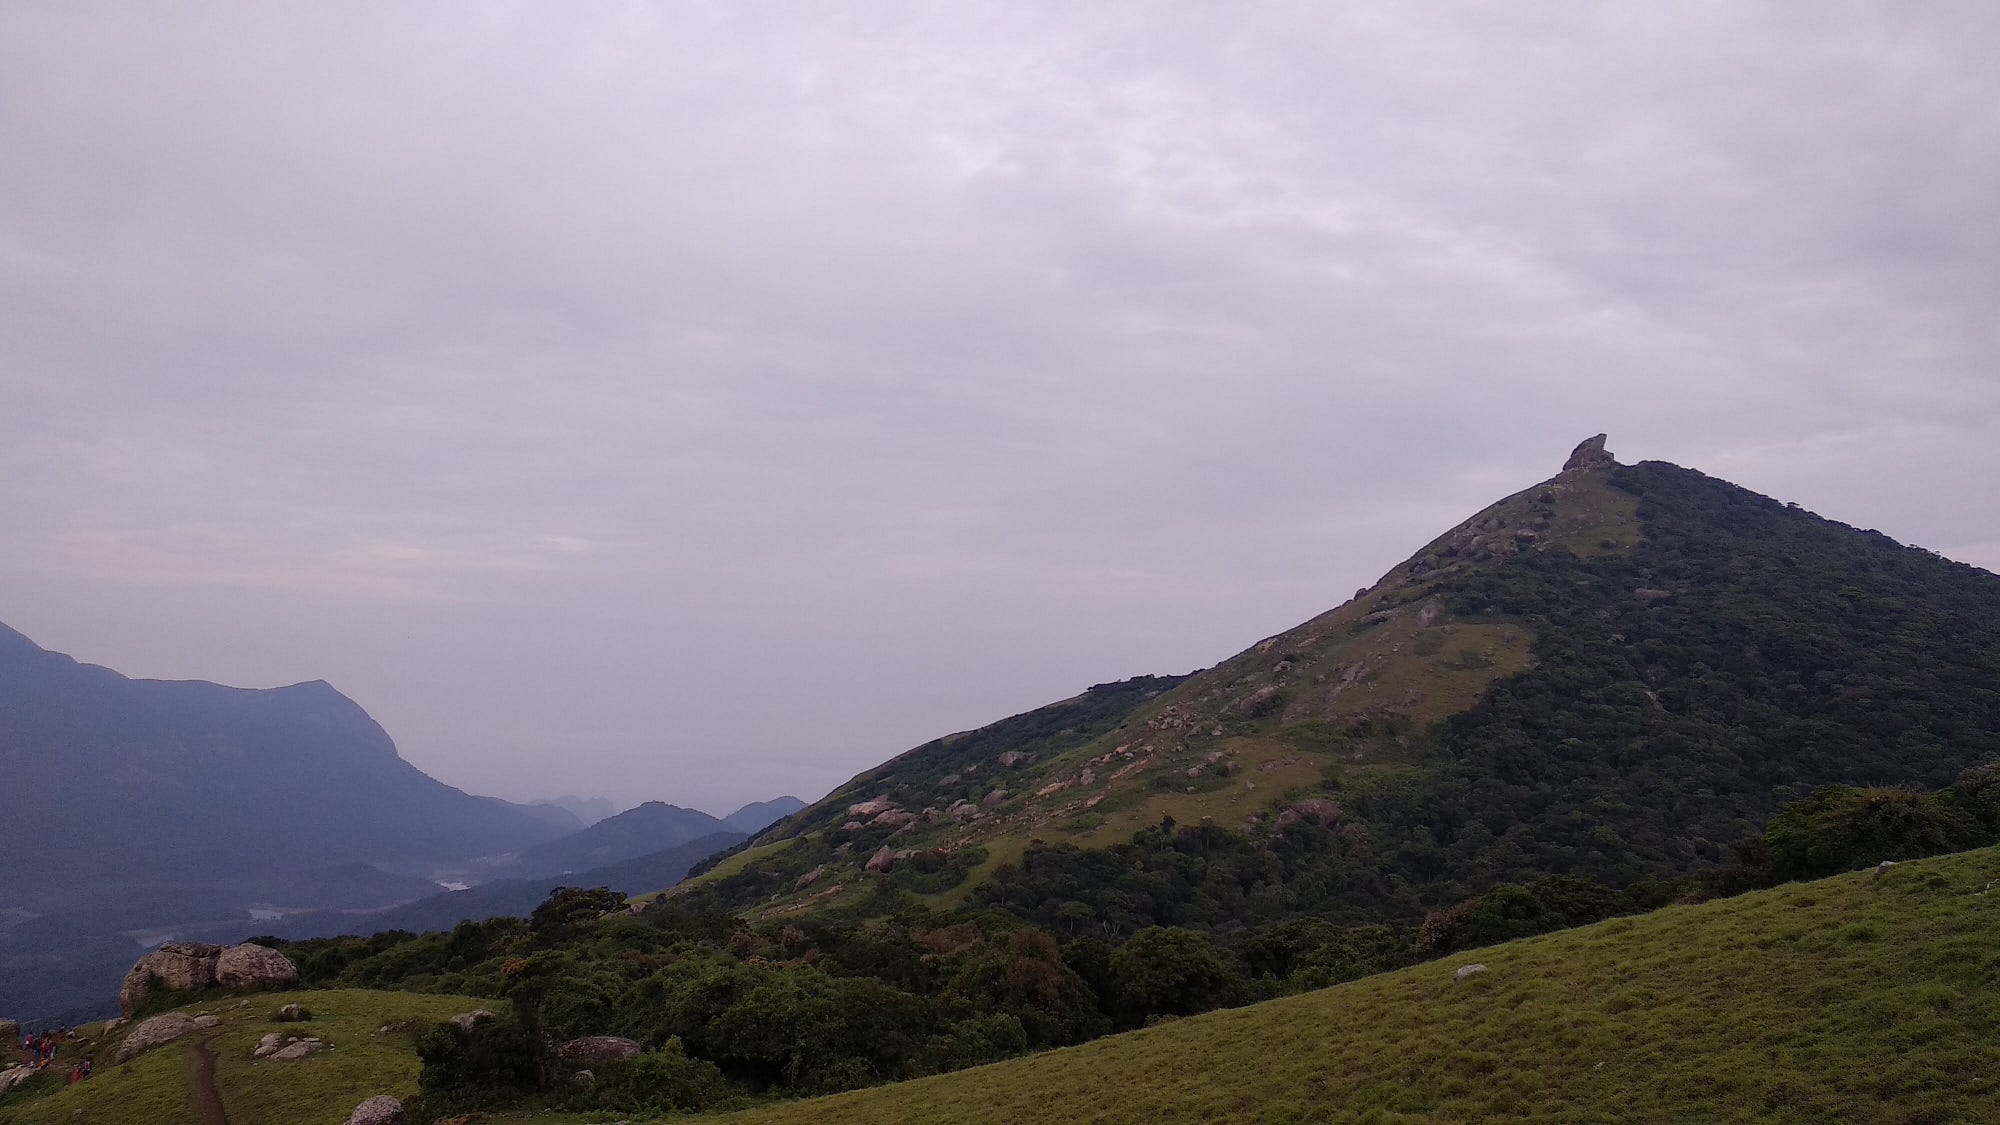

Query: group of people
[{"left": 18, "top": 1027, "right": 92, "bottom": 1083}]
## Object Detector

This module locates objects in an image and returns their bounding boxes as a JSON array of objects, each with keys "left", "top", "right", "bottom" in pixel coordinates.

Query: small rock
[
  {"left": 269, "top": 1037, "right": 324, "bottom": 1060},
  {"left": 1874, "top": 861, "right": 1899, "bottom": 877},
  {"left": 192, "top": 1014, "right": 221, "bottom": 1029},
  {"left": 253, "top": 1032, "right": 287, "bottom": 1058},
  {"left": 345, "top": 1094, "right": 406, "bottom": 1125},
  {"left": 571, "top": 1068, "right": 595, "bottom": 1086},
  {"left": 1454, "top": 963, "right": 1488, "bottom": 984},
  {"left": 274, "top": 1003, "right": 311, "bottom": 1022},
  {"left": 448, "top": 1009, "right": 498, "bottom": 1031}
]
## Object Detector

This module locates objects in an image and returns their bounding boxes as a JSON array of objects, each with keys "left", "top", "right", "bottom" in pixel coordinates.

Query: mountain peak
[{"left": 1563, "top": 433, "right": 1616, "bottom": 471}]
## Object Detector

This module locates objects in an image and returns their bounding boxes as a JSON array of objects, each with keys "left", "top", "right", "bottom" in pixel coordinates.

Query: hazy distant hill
[
  {"left": 0, "top": 622, "right": 567, "bottom": 895},
  {"left": 474, "top": 801, "right": 739, "bottom": 882},
  {"left": 723, "top": 795, "right": 807, "bottom": 835},
  {"left": 0, "top": 623, "right": 575, "bottom": 1021},
  {"left": 268, "top": 831, "right": 746, "bottom": 939}
]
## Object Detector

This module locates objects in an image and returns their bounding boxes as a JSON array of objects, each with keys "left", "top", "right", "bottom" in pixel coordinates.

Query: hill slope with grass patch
[
  {"left": 699, "top": 845, "right": 2000, "bottom": 1124},
  {"left": 669, "top": 441, "right": 2000, "bottom": 933}
]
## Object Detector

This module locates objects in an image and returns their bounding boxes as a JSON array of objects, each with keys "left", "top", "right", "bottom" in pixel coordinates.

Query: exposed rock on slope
[{"left": 119, "top": 942, "right": 298, "bottom": 1014}]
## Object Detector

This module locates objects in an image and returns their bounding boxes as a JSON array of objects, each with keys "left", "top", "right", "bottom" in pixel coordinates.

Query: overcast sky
[{"left": 3, "top": 3, "right": 1996, "bottom": 814}]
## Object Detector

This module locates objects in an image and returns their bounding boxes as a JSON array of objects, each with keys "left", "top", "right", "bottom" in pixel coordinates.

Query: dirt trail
[{"left": 189, "top": 1032, "right": 229, "bottom": 1125}]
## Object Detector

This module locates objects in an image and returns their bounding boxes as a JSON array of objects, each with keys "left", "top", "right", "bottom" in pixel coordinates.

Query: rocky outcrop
[
  {"left": 997, "top": 751, "right": 1035, "bottom": 768},
  {"left": 0, "top": 1065, "right": 34, "bottom": 1092},
  {"left": 865, "top": 845, "right": 898, "bottom": 873},
  {"left": 0, "top": 1018, "right": 16, "bottom": 1044},
  {"left": 119, "top": 942, "right": 223, "bottom": 1015},
  {"left": 449, "top": 1008, "right": 498, "bottom": 1031},
  {"left": 216, "top": 943, "right": 299, "bottom": 992},
  {"left": 115, "top": 1013, "right": 200, "bottom": 1062},
  {"left": 556, "top": 1036, "right": 641, "bottom": 1065},
  {"left": 346, "top": 1096, "right": 406, "bottom": 1125},
  {"left": 1563, "top": 433, "right": 1615, "bottom": 471},
  {"left": 120, "top": 942, "right": 297, "bottom": 1014}
]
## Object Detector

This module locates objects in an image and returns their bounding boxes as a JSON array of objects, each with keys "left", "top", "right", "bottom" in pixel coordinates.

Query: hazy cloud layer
[{"left": 4, "top": 3, "right": 1996, "bottom": 811}]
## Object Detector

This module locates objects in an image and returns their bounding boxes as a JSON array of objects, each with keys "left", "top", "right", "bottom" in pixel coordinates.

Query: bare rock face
[
  {"left": 1563, "top": 433, "right": 1615, "bottom": 471},
  {"left": 115, "top": 1013, "right": 200, "bottom": 1062},
  {"left": 119, "top": 943, "right": 223, "bottom": 1015},
  {"left": 346, "top": 1095, "right": 406, "bottom": 1125},
  {"left": 556, "top": 1035, "right": 641, "bottom": 1066},
  {"left": 216, "top": 944, "right": 299, "bottom": 992}
]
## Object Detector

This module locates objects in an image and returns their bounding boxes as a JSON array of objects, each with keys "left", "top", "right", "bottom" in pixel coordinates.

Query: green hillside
[
  {"left": 671, "top": 448, "right": 2000, "bottom": 934},
  {"left": 700, "top": 845, "right": 2000, "bottom": 1124}
]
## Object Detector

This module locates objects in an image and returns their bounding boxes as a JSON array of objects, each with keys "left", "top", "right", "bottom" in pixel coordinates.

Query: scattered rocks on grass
[{"left": 268, "top": 1037, "right": 324, "bottom": 1060}]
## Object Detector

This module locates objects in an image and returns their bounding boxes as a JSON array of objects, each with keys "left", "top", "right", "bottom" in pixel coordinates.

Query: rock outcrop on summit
[{"left": 1563, "top": 432, "right": 1616, "bottom": 470}]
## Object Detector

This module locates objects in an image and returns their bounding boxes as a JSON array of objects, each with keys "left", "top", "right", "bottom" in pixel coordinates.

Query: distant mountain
[
  {"left": 723, "top": 796, "right": 808, "bottom": 835},
  {"left": 505, "top": 799, "right": 586, "bottom": 833},
  {"left": 0, "top": 622, "right": 568, "bottom": 896},
  {"left": 0, "top": 623, "right": 573, "bottom": 1020},
  {"left": 267, "top": 831, "right": 747, "bottom": 940},
  {"left": 675, "top": 437, "right": 2000, "bottom": 928},
  {"left": 474, "top": 801, "right": 735, "bottom": 882},
  {"left": 529, "top": 795, "right": 620, "bottom": 827}
]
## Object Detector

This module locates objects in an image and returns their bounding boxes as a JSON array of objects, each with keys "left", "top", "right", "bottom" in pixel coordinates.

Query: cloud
[{"left": 2, "top": 2, "right": 1996, "bottom": 808}]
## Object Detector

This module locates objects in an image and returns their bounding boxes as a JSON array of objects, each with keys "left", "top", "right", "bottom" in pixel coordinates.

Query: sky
[{"left": 3, "top": 3, "right": 1997, "bottom": 815}]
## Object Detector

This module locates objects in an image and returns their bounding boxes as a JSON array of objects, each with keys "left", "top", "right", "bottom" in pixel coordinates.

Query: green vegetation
[{"left": 694, "top": 845, "right": 2000, "bottom": 1123}]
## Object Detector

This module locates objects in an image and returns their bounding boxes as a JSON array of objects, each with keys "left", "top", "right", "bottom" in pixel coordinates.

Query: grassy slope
[
  {"left": 2, "top": 990, "right": 498, "bottom": 1125},
  {"left": 674, "top": 466, "right": 1639, "bottom": 919},
  {"left": 701, "top": 847, "right": 2000, "bottom": 1123}
]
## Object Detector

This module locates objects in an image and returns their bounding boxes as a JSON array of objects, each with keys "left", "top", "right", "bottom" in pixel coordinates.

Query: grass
[
  {"left": 688, "top": 847, "right": 2000, "bottom": 1123},
  {"left": 1, "top": 989, "right": 501, "bottom": 1125}
]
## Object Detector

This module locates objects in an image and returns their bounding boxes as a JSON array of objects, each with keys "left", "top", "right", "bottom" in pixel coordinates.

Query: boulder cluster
[{"left": 118, "top": 941, "right": 299, "bottom": 1015}]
